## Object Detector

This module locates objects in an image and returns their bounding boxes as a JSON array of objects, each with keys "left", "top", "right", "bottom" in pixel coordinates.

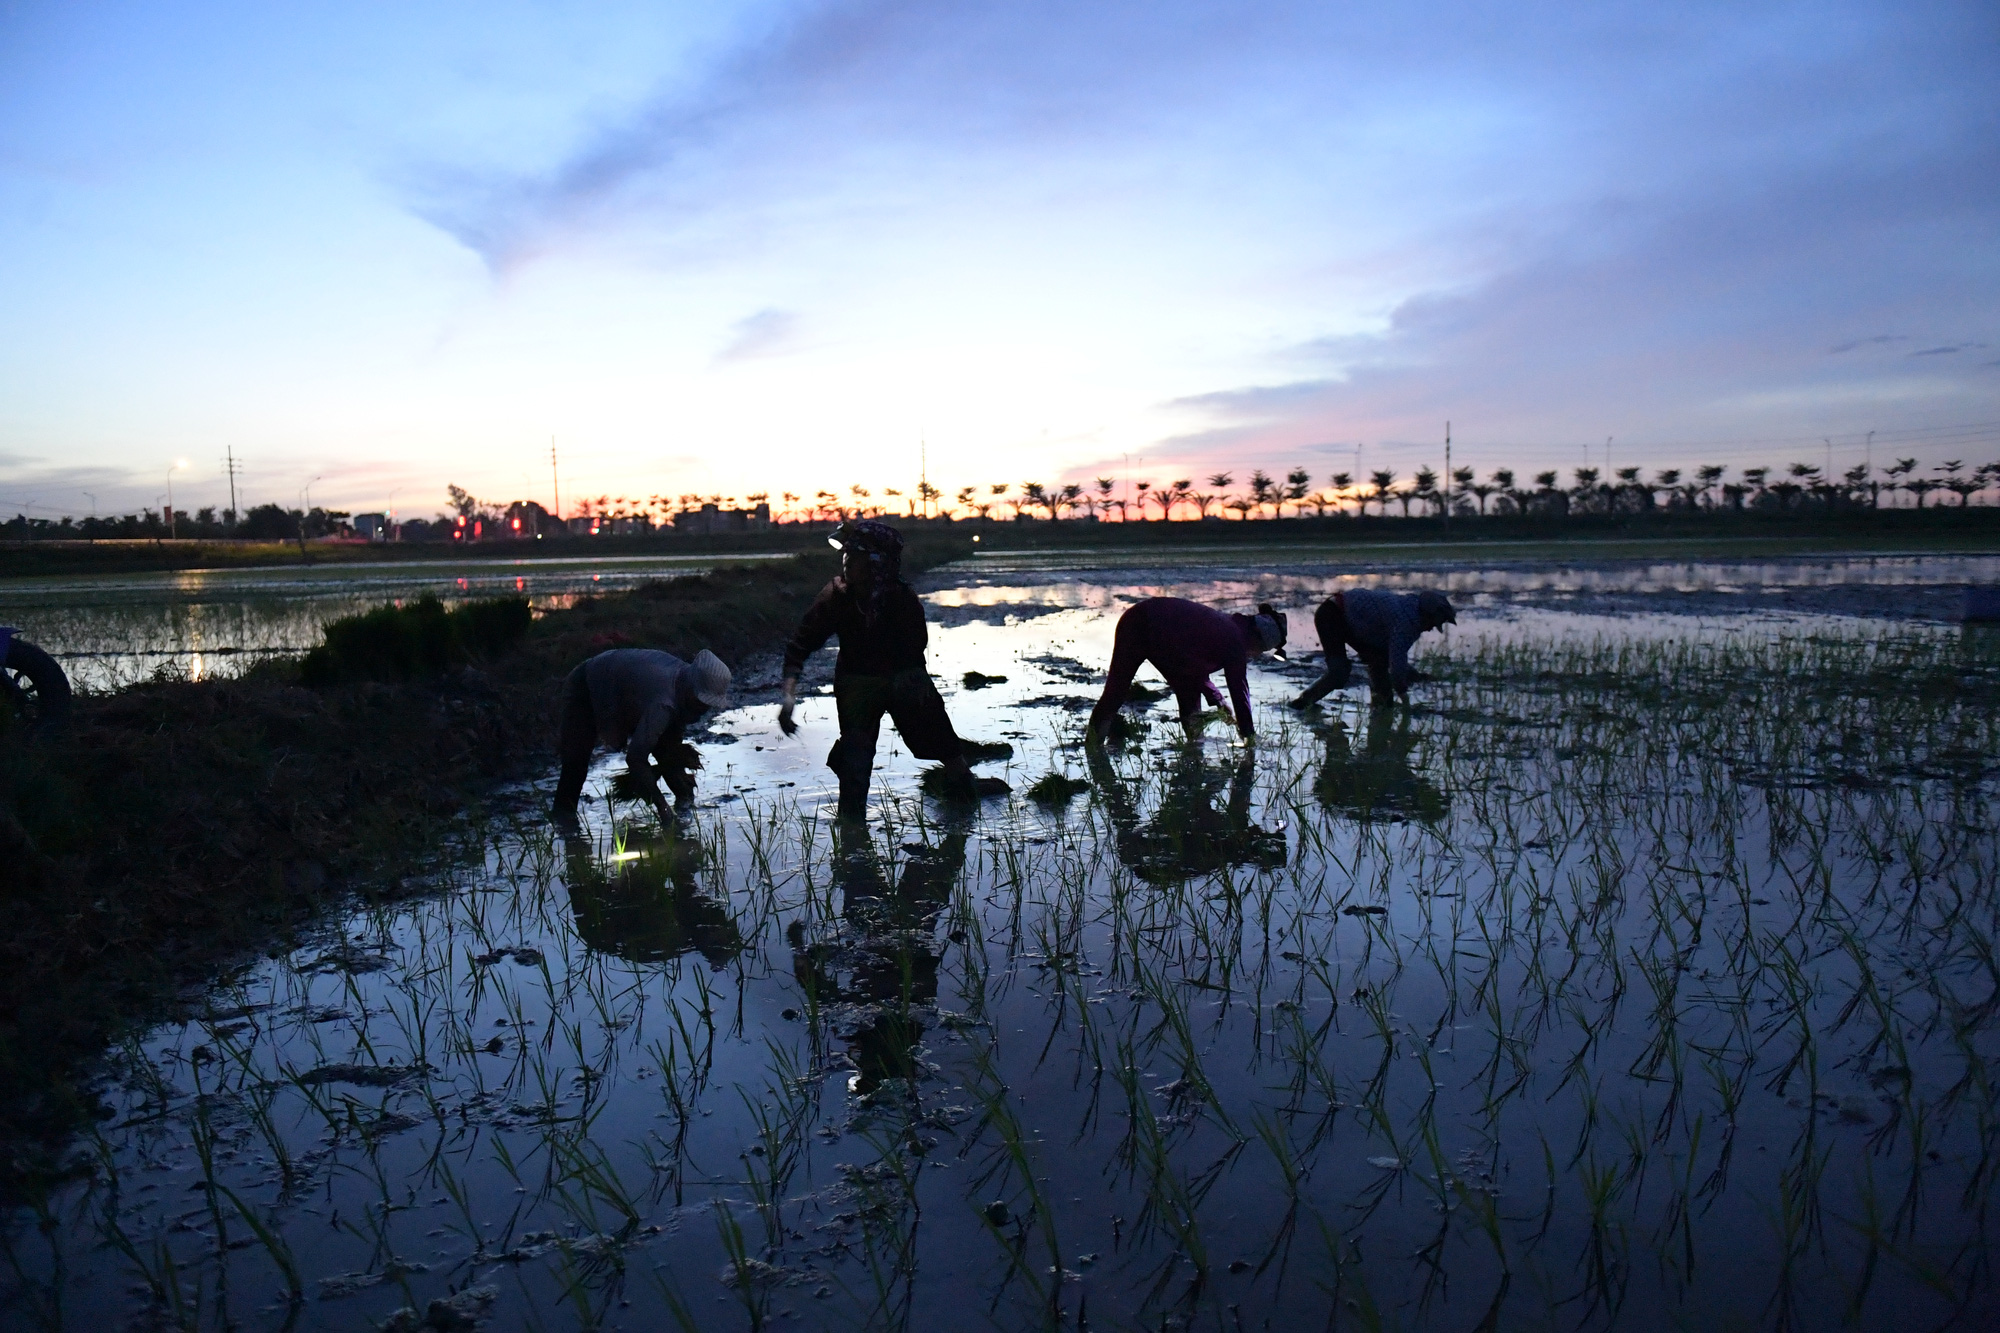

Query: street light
[
  {"left": 167, "top": 459, "right": 189, "bottom": 538},
  {"left": 299, "top": 475, "right": 322, "bottom": 539}
]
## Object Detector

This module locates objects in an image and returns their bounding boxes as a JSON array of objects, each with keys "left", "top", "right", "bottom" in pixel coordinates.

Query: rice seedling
[{"left": 4, "top": 599, "right": 1998, "bottom": 1330}]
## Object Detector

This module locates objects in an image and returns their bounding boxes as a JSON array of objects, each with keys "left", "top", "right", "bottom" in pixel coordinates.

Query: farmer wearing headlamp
[
  {"left": 1290, "top": 588, "right": 1456, "bottom": 710},
  {"left": 778, "top": 520, "right": 1000, "bottom": 819}
]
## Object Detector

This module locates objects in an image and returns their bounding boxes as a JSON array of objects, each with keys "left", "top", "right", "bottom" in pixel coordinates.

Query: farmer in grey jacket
[
  {"left": 554, "top": 648, "right": 732, "bottom": 823},
  {"left": 1291, "top": 589, "right": 1455, "bottom": 710}
]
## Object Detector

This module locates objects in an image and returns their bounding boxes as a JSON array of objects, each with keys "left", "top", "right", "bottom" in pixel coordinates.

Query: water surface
[{"left": 3, "top": 570, "right": 1996, "bottom": 1331}]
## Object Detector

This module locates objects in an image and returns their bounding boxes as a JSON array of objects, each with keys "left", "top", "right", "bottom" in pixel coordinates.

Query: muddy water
[
  {"left": 0, "top": 553, "right": 785, "bottom": 692},
  {"left": 3, "top": 572, "right": 1998, "bottom": 1331}
]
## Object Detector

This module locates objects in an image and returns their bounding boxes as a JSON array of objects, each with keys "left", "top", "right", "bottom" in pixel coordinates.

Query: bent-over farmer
[
  {"left": 554, "top": 647, "right": 732, "bottom": 823},
  {"left": 778, "top": 520, "right": 1000, "bottom": 819},
  {"left": 1290, "top": 588, "right": 1455, "bottom": 710},
  {"left": 1086, "top": 598, "right": 1288, "bottom": 743}
]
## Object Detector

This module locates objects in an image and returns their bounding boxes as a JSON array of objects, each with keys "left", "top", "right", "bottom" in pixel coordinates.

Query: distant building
[
  {"left": 504, "top": 500, "right": 556, "bottom": 538},
  {"left": 675, "top": 502, "right": 771, "bottom": 535},
  {"left": 353, "top": 512, "right": 389, "bottom": 541}
]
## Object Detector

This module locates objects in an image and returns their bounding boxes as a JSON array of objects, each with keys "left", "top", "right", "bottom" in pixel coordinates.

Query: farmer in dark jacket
[
  {"left": 1291, "top": 588, "right": 1455, "bottom": 710},
  {"left": 779, "top": 520, "right": 999, "bottom": 818},
  {"left": 1087, "top": 597, "right": 1288, "bottom": 743},
  {"left": 554, "top": 647, "right": 732, "bottom": 823}
]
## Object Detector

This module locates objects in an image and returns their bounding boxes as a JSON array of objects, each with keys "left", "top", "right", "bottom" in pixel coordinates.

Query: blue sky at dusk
[{"left": 1, "top": 0, "right": 1995, "bottom": 519}]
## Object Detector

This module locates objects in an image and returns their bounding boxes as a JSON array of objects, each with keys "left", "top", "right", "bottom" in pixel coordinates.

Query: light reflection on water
[
  {"left": 5, "top": 583, "right": 1996, "bottom": 1332},
  {"left": 0, "top": 553, "right": 783, "bottom": 691}
]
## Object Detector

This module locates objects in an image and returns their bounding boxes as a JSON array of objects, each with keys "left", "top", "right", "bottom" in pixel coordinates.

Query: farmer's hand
[{"left": 778, "top": 676, "right": 799, "bottom": 736}]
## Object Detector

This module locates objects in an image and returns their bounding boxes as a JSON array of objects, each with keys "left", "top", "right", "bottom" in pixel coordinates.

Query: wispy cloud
[{"left": 715, "top": 307, "right": 800, "bottom": 362}]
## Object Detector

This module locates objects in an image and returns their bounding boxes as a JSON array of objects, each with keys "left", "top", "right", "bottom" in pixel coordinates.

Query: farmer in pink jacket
[{"left": 1087, "top": 598, "right": 1288, "bottom": 743}]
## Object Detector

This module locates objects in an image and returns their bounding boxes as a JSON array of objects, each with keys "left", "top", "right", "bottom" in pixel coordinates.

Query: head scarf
[
  {"left": 1417, "top": 590, "right": 1457, "bottom": 627},
  {"left": 828, "top": 520, "right": 906, "bottom": 627}
]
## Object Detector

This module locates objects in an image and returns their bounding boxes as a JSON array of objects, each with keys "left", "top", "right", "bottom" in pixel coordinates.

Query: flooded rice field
[
  {"left": 4, "top": 559, "right": 2000, "bottom": 1331},
  {"left": 0, "top": 553, "right": 784, "bottom": 692}
]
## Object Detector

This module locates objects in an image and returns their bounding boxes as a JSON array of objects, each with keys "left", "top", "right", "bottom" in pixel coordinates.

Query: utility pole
[
  {"left": 1444, "top": 421, "right": 1452, "bottom": 528},
  {"left": 551, "top": 437, "right": 561, "bottom": 529},
  {"left": 920, "top": 436, "right": 928, "bottom": 520},
  {"left": 222, "top": 446, "right": 242, "bottom": 525}
]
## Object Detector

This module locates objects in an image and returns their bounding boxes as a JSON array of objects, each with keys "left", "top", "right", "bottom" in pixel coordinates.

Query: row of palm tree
[
  {"left": 904, "top": 458, "right": 1999, "bottom": 522},
  {"left": 521, "top": 457, "right": 2000, "bottom": 528}
]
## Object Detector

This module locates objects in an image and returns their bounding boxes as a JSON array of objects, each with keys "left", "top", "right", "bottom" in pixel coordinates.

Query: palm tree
[
  {"left": 1939, "top": 460, "right": 1977, "bottom": 506},
  {"left": 1285, "top": 467, "right": 1312, "bottom": 518},
  {"left": 1612, "top": 466, "right": 1651, "bottom": 512},
  {"left": 1975, "top": 463, "right": 2000, "bottom": 506},
  {"left": 955, "top": 486, "right": 977, "bottom": 520},
  {"left": 1533, "top": 471, "right": 1566, "bottom": 517},
  {"left": 1329, "top": 471, "right": 1354, "bottom": 516},
  {"left": 1412, "top": 467, "right": 1440, "bottom": 517},
  {"left": 1490, "top": 469, "right": 1520, "bottom": 515},
  {"left": 1018, "top": 481, "right": 1049, "bottom": 520},
  {"left": 1057, "top": 483, "right": 1085, "bottom": 521},
  {"left": 1883, "top": 458, "right": 1917, "bottom": 508},
  {"left": 1201, "top": 473, "right": 1233, "bottom": 519},
  {"left": 1739, "top": 467, "right": 1770, "bottom": 509},
  {"left": 989, "top": 483, "right": 1011, "bottom": 520},
  {"left": 1571, "top": 467, "right": 1602, "bottom": 514},
  {"left": 1366, "top": 469, "right": 1397, "bottom": 518},
  {"left": 1095, "top": 477, "right": 1117, "bottom": 521},
  {"left": 1793, "top": 463, "right": 1829, "bottom": 508},
  {"left": 1133, "top": 480, "right": 1153, "bottom": 519},
  {"left": 1248, "top": 469, "right": 1277, "bottom": 518},
  {"left": 1149, "top": 481, "right": 1181, "bottom": 521},
  {"left": 1839, "top": 465, "right": 1870, "bottom": 508},
  {"left": 1451, "top": 466, "right": 1474, "bottom": 516},
  {"left": 1694, "top": 465, "right": 1726, "bottom": 509}
]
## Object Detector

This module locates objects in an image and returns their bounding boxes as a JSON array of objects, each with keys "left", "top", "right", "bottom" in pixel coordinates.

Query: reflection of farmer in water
[
  {"left": 1291, "top": 589, "right": 1455, "bottom": 711},
  {"left": 1312, "top": 711, "right": 1447, "bottom": 824},
  {"left": 789, "top": 824, "right": 966, "bottom": 1094},
  {"left": 1085, "top": 744, "right": 1287, "bottom": 883},
  {"left": 779, "top": 520, "right": 1006, "bottom": 820},
  {"left": 559, "top": 829, "right": 743, "bottom": 968},
  {"left": 1088, "top": 597, "right": 1288, "bottom": 743}
]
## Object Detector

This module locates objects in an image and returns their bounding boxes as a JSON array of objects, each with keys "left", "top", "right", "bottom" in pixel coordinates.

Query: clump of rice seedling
[
  {"left": 300, "top": 595, "right": 531, "bottom": 684},
  {"left": 958, "top": 739, "right": 1015, "bottom": 764},
  {"left": 1026, "top": 772, "right": 1091, "bottom": 807}
]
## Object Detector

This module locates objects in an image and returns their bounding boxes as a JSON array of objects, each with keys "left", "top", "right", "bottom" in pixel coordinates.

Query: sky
[{"left": 0, "top": 0, "right": 1995, "bottom": 521}]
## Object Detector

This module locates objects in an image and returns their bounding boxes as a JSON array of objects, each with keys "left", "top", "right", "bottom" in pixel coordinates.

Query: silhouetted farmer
[
  {"left": 554, "top": 647, "right": 732, "bottom": 823},
  {"left": 1087, "top": 598, "right": 1288, "bottom": 743},
  {"left": 1291, "top": 589, "right": 1455, "bottom": 710},
  {"left": 779, "top": 520, "right": 999, "bottom": 819}
]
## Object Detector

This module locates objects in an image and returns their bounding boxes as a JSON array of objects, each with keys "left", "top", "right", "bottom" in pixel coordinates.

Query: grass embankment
[
  {"left": 0, "top": 528, "right": 829, "bottom": 577},
  {"left": 0, "top": 537, "right": 963, "bottom": 1189}
]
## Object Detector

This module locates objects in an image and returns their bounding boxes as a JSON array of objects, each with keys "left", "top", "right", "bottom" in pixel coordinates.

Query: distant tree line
[
  {"left": 0, "top": 503, "right": 351, "bottom": 542},
  {"left": 6, "top": 457, "right": 1996, "bottom": 541}
]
